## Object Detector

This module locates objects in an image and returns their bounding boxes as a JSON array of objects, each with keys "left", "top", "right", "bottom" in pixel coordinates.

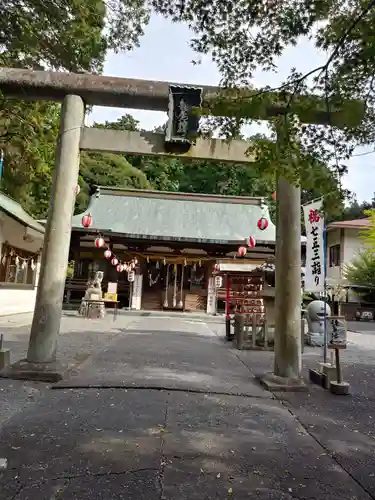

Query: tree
[
  {"left": 329, "top": 193, "right": 375, "bottom": 222},
  {"left": 344, "top": 250, "right": 375, "bottom": 296},
  {"left": 1, "top": 0, "right": 150, "bottom": 72},
  {"left": 93, "top": 113, "right": 344, "bottom": 220},
  {"left": 360, "top": 208, "right": 375, "bottom": 250},
  {"left": 147, "top": 0, "right": 374, "bottom": 213},
  {"left": 75, "top": 152, "right": 151, "bottom": 214},
  {"left": 0, "top": 0, "right": 151, "bottom": 216},
  {"left": 343, "top": 207, "right": 375, "bottom": 301},
  {"left": 0, "top": 100, "right": 60, "bottom": 216}
]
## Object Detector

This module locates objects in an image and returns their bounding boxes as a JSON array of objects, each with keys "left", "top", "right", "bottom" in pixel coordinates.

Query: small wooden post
[
  {"left": 236, "top": 314, "right": 245, "bottom": 350},
  {"left": 252, "top": 315, "right": 257, "bottom": 348},
  {"left": 225, "top": 274, "right": 232, "bottom": 340},
  {"left": 335, "top": 348, "right": 342, "bottom": 384},
  {"left": 264, "top": 320, "right": 269, "bottom": 348},
  {"left": 327, "top": 316, "right": 350, "bottom": 395}
]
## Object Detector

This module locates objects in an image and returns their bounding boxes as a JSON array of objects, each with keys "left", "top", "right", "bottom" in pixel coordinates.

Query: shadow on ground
[
  {"left": 0, "top": 387, "right": 371, "bottom": 499},
  {"left": 1, "top": 317, "right": 375, "bottom": 499},
  {"left": 238, "top": 347, "right": 375, "bottom": 499}
]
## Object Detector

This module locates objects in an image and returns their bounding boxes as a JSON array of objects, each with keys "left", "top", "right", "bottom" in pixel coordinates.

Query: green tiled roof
[
  {"left": 0, "top": 191, "right": 45, "bottom": 234},
  {"left": 72, "top": 187, "right": 276, "bottom": 245}
]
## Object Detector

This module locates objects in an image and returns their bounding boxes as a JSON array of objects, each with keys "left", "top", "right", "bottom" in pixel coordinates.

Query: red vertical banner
[{"left": 225, "top": 274, "right": 231, "bottom": 320}]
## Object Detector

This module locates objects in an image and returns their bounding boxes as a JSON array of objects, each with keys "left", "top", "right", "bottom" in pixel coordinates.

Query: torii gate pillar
[{"left": 3, "top": 95, "right": 84, "bottom": 381}]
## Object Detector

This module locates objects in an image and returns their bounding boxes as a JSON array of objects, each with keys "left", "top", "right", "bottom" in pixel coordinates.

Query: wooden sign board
[
  {"left": 107, "top": 282, "right": 117, "bottom": 294},
  {"left": 215, "top": 276, "right": 223, "bottom": 288},
  {"left": 327, "top": 316, "right": 347, "bottom": 349}
]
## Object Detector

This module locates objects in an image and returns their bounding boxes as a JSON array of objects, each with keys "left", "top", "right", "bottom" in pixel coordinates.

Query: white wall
[
  {"left": 343, "top": 228, "right": 367, "bottom": 264},
  {"left": 0, "top": 212, "right": 43, "bottom": 316},
  {"left": 343, "top": 228, "right": 368, "bottom": 303},
  {"left": 326, "top": 226, "right": 369, "bottom": 303}
]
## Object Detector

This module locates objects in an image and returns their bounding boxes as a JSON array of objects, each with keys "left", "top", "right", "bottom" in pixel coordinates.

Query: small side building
[
  {"left": 0, "top": 192, "right": 44, "bottom": 315},
  {"left": 326, "top": 217, "right": 373, "bottom": 317}
]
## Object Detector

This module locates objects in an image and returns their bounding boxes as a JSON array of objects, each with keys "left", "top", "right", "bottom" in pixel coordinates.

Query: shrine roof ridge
[
  {"left": 93, "top": 186, "right": 265, "bottom": 205},
  {"left": 72, "top": 185, "right": 276, "bottom": 244},
  {"left": 0, "top": 191, "right": 45, "bottom": 234}
]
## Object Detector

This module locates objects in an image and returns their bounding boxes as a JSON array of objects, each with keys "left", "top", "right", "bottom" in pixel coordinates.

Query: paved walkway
[{"left": 0, "top": 314, "right": 375, "bottom": 499}]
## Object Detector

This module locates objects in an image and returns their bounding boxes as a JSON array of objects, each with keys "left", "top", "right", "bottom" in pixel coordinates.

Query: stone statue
[
  {"left": 306, "top": 300, "right": 331, "bottom": 346},
  {"left": 78, "top": 271, "right": 106, "bottom": 318}
]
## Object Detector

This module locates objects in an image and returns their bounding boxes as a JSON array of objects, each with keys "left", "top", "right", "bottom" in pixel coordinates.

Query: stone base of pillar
[
  {"left": 0, "top": 348, "right": 11, "bottom": 370},
  {"left": 330, "top": 381, "right": 350, "bottom": 395},
  {"left": 225, "top": 318, "right": 233, "bottom": 340},
  {"left": 0, "top": 358, "right": 63, "bottom": 383},
  {"left": 258, "top": 373, "right": 307, "bottom": 392},
  {"left": 309, "top": 368, "right": 326, "bottom": 387},
  {"left": 318, "top": 362, "right": 337, "bottom": 389}
]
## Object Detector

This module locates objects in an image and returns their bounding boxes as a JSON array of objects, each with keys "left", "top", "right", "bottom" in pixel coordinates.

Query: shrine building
[{"left": 66, "top": 186, "right": 278, "bottom": 313}]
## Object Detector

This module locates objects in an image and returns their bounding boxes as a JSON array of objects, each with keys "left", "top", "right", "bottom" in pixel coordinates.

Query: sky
[{"left": 89, "top": 13, "right": 374, "bottom": 203}]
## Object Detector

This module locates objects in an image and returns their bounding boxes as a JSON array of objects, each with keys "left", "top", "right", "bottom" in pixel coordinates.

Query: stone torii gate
[{"left": 0, "top": 68, "right": 363, "bottom": 386}]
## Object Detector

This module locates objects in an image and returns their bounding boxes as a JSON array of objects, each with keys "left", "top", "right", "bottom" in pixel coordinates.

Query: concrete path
[
  {"left": 55, "top": 316, "right": 270, "bottom": 398},
  {"left": 0, "top": 314, "right": 374, "bottom": 499}
]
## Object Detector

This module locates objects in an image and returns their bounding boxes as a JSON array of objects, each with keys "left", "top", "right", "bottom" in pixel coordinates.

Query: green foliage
[
  {"left": 1, "top": 0, "right": 150, "bottom": 72},
  {"left": 360, "top": 209, "right": 375, "bottom": 250},
  {"left": 93, "top": 114, "right": 140, "bottom": 132},
  {"left": 344, "top": 250, "right": 375, "bottom": 288},
  {"left": 0, "top": 99, "right": 60, "bottom": 217},
  {"left": 75, "top": 152, "right": 151, "bottom": 214},
  {"left": 0, "top": 102, "right": 152, "bottom": 217},
  {"left": 0, "top": 0, "right": 151, "bottom": 217},
  {"left": 330, "top": 194, "right": 375, "bottom": 222},
  {"left": 66, "top": 261, "right": 74, "bottom": 278},
  {"left": 92, "top": 112, "right": 347, "bottom": 221},
  {"left": 148, "top": 0, "right": 375, "bottom": 211}
]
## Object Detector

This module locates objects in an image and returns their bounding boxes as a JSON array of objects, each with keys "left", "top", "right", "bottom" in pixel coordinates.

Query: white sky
[{"left": 89, "top": 13, "right": 374, "bottom": 203}]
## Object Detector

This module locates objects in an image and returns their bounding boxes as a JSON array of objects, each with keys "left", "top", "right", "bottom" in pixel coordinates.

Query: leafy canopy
[
  {"left": 360, "top": 209, "right": 375, "bottom": 251},
  {"left": 1, "top": 0, "right": 363, "bottom": 218},
  {"left": 344, "top": 250, "right": 375, "bottom": 288},
  {"left": 1, "top": 0, "right": 150, "bottom": 72},
  {"left": 0, "top": 0, "right": 151, "bottom": 216},
  {"left": 145, "top": 0, "right": 375, "bottom": 209}
]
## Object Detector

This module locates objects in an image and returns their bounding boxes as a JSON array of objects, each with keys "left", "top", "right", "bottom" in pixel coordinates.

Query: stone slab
[
  {"left": 0, "top": 387, "right": 370, "bottom": 500},
  {"left": 0, "top": 359, "right": 63, "bottom": 383},
  {"left": 258, "top": 372, "right": 308, "bottom": 392},
  {"left": 309, "top": 368, "right": 326, "bottom": 388},
  {"left": 319, "top": 363, "right": 337, "bottom": 389},
  {"left": 330, "top": 381, "right": 350, "bottom": 395},
  {"left": 0, "top": 348, "right": 10, "bottom": 370},
  {"left": 53, "top": 319, "right": 272, "bottom": 399}
]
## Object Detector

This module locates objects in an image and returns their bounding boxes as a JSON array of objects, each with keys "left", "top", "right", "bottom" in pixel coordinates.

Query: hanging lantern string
[
  {"left": 93, "top": 236, "right": 215, "bottom": 270},
  {"left": 94, "top": 236, "right": 138, "bottom": 271}
]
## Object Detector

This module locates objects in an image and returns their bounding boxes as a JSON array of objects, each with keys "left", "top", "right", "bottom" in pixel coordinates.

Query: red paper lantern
[
  {"left": 111, "top": 257, "right": 119, "bottom": 266},
  {"left": 104, "top": 249, "right": 112, "bottom": 259},
  {"left": 75, "top": 184, "right": 81, "bottom": 196},
  {"left": 238, "top": 246, "right": 247, "bottom": 257},
  {"left": 81, "top": 213, "right": 92, "bottom": 228},
  {"left": 247, "top": 236, "right": 256, "bottom": 248},
  {"left": 214, "top": 263, "right": 220, "bottom": 271},
  {"left": 116, "top": 264, "right": 124, "bottom": 273},
  {"left": 272, "top": 191, "right": 276, "bottom": 201},
  {"left": 257, "top": 217, "right": 269, "bottom": 231},
  {"left": 95, "top": 237, "right": 105, "bottom": 248}
]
